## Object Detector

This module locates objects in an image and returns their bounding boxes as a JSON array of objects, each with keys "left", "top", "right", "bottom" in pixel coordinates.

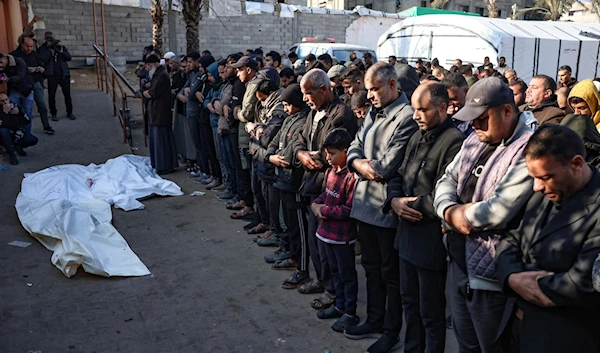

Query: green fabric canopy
[{"left": 398, "top": 6, "right": 480, "bottom": 17}]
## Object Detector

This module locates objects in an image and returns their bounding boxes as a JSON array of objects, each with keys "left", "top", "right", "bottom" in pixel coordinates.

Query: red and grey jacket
[{"left": 313, "top": 166, "right": 357, "bottom": 244}]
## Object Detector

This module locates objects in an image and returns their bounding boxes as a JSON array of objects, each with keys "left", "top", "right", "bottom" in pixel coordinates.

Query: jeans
[
  {"left": 33, "top": 81, "right": 50, "bottom": 128},
  {"left": 400, "top": 257, "right": 447, "bottom": 353},
  {"left": 221, "top": 133, "right": 238, "bottom": 195},
  {"left": 324, "top": 240, "right": 358, "bottom": 316},
  {"left": 186, "top": 111, "right": 210, "bottom": 174},
  {"left": 212, "top": 128, "right": 228, "bottom": 185},
  {"left": 252, "top": 164, "right": 269, "bottom": 225},
  {"left": 357, "top": 221, "right": 402, "bottom": 336},
  {"left": 9, "top": 91, "right": 34, "bottom": 133},
  {"left": 449, "top": 261, "right": 506, "bottom": 353},
  {"left": 47, "top": 76, "right": 72, "bottom": 116},
  {"left": 307, "top": 195, "right": 335, "bottom": 295}
]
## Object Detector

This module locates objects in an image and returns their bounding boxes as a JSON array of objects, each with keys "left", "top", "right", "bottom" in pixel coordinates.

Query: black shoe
[
  {"left": 14, "top": 145, "right": 27, "bottom": 157},
  {"left": 332, "top": 314, "right": 360, "bottom": 333},
  {"left": 51, "top": 115, "right": 58, "bottom": 121},
  {"left": 317, "top": 306, "right": 343, "bottom": 320},
  {"left": 9, "top": 154, "right": 18, "bottom": 165},
  {"left": 67, "top": 114, "right": 76, "bottom": 120},
  {"left": 366, "top": 333, "right": 403, "bottom": 353},
  {"left": 44, "top": 126, "right": 55, "bottom": 135},
  {"left": 344, "top": 322, "right": 384, "bottom": 340}
]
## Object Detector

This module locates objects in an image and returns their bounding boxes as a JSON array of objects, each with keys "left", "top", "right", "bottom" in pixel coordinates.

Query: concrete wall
[{"left": 31, "top": 0, "right": 357, "bottom": 61}]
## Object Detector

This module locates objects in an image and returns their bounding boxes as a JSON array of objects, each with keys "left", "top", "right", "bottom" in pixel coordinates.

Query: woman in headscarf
[
  {"left": 143, "top": 55, "right": 178, "bottom": 175},
  {"left": 568, "top": 79, "right": 600, "bottom": 130}
]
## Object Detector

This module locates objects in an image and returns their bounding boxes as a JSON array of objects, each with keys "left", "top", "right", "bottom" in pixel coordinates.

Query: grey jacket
[
  {"left": 434, "top": 111, "right": 536, "bottom": 291},
  {"left": 347, "top": 92, "right": 418, "bottom": 229}
]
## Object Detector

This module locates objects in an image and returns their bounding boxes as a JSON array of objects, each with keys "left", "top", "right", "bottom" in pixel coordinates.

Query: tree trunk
[
  {"left": 182, "top": 0, "right": 203, "bottom": 53},
  {"left": 150, "top": 0, "right": 166, "bottom": 53},
  {"left": 486, "top": 0, "right": 499, "bottom": 17}
]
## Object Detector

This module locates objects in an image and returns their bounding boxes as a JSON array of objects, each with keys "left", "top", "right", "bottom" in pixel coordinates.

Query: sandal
[
  {"left": 311, "top": 294, "right": 335, "bottom": 310},
  {"left": 247, "top": 223, "right": 268, "bottom": 234},
  {"left": 253, "top": 230, "right": 273, "bottom": 242},
  {"left": 230, "top": 207, "right": 255, "bottom": 220},
  {"left": 298, "top": 278, "right": 324, "bottom": 294},
  {"left": 281, "top": 271, "right": 310, "bottom": 289},
  {"left": 226, "top": 201, "right": 245, "bottom": 210},
  {"left": 271, "top": 258, "right": 296, "bottom": 270}
]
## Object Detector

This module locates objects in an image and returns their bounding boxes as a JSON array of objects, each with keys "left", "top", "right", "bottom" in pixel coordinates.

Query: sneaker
[
  {"left": 211, "top": 183, "right": 226, "bottom": 191},
  {"left": 206, "top": 178, "right": 221, "bottom": 188},
  {"left": 264, "top": 250, "right": 290, "bottom": 263},
  {"left": 190, "top": 171, "right": 209, "bottom": 179},
  {"left": 43, "top": 126, "right": 55, "bottom": 135},
  {"left": 216, "top": 192, "right": 235, "bottom": 201},
  {"left": 14, "top": 145, "right": 27, "bottom": 157},
  {"left": 257, "top": 235, "right": 280, "bottom": 247},
  {"left": 344, "top": 322, "right": 384, "bottom": 340},
  {"left": 9, "top": 154, "right": 18, "bottom": 165},
  {"left": 332, "top": 314, "right": 360, "bottom": 333},
  {"left": 51, "top": 115, "right": 58, "bottom": 121},
  {"left": 366, "top": 333, "right": 403, "bottom": 353},
  {"left": 200, "top": 176, "right": 214, "bottom": 185},
  {"left": 194, "top": 176, "right": 213, "bottom": 184},
  {"left": 317, "top": 306, "right": 343, "bottom": 320},
  {"left": 226, "top": 196, "right": 240, "bottom": 205},
  {"left": 67, "top": 114, "right": 76, "bottom": 120}
]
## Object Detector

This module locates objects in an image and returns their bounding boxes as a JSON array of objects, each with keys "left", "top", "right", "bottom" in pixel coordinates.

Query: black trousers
[
  {"left": 199, "top": 122, "right": 221, "bottom": 179},
  {"left": 307, "top": 195, "right": 335, "bottom": 294},
  {"left": 280, "top": 190, "right": 309, "bottom": 272},
  {"left": 262, "top": 182, "right": 283, "bottom": 233},
  {"left": 357, "top": 221, "right": 402, "bottom": 336},
  {"left": 400, "top": 257, "right": 447, "bottom": 353},
  {"left": 251, "top": 163, "right": 269, "bottom": 225},
  {"left": 228, "top": 132, "right": 254, "bottom": 207},
  {"left": 324, "top": 241, "right": 358, "bottom": 316},
  {"left": 47, "top": 76, "right": 72, "bottom": 116}
]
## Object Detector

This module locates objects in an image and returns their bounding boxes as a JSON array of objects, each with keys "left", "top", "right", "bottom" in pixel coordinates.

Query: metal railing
[{"left": 92, "top": 44, "right": 143, "bottom": 151}]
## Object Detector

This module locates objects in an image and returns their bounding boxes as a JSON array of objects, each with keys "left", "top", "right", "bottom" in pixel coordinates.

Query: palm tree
[
  {"left": 534, "top": 0, "right": 573, "bottom": 20},
  {"left": 430, "top": 0, "right": 449, "bottom": 9},
  {"left": 485, "top": 0, "right": 500, "bottom": 17},
  {"left": 150, "top": 0, "right": 167, "bottom": 53},
  {"left": 182, "top": 0, "right": 204, "bottom": 53}
]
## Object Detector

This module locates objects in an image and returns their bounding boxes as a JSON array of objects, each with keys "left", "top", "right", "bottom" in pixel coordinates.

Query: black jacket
[
  {"left": 0, "top": 109, "right": 29, "bottom": 131},
  {"left": 384, "top": 117, "right": 464, "bottom": 271},
  {"left": 292, "top": 95, "right": 358, "bottom": 197},
  {"left": 496, "top": 168, "right": 600, "bottom": 353},
  {"left": 10, "top": 49, "right": 45, "bottom": 83},
  {"left": 2, "top": 55, "right": 33, "bottom": 96},
  {"left": 38, "top": 43, "right": 72, "bottom": 77},
  {"left": 265, "top": 109, "right": 309, "bottom": 193}
]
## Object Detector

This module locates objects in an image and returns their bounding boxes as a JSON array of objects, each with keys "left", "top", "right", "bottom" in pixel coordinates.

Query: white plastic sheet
[
  {"left": 15, "top": 155, "right": 183, "bottom": 278},
  {"left": 210, "top": 0, "right": 242, "bottom": 17}
]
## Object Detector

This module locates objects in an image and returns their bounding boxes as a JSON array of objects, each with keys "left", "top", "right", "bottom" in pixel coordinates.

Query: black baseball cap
[
  {"left": 230, "top": 56, "right": 258, "bottom": 71},
  {"left": 453, "top": 77, "right": 514, "bottom": 122}
]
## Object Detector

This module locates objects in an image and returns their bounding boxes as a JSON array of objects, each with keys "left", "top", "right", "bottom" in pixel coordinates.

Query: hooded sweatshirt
[
  {"left": 203, "top": 62, "right": 224, "bottom": 129},
  {"left": 561, "top": 114, "right": 600, "bottom": 169},
  {"left": 568, "top": 79, "right": 600, "bottom": 129}
]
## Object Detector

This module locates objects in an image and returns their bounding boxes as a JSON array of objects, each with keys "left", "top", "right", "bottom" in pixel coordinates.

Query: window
[
  {"left": 421, "top": 0, "right": 428, "bottom": 7},
  {"left": 461, "top": 5, "right": 469, "bottom": 12},
  {"left": 475, "top": 6, "right": 484, "bottom": 15}
]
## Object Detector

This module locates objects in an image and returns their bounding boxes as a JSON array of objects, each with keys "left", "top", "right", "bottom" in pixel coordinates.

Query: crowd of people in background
[
  {"left": 138, "top": 45, "right": 600, "bottom": 353},
  {"left": 0, "top": 16, "right": 75, "bottom": 165}
]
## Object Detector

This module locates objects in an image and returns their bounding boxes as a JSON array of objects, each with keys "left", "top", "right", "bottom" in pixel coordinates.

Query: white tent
[{"left": 377, "top": 15, "right": 600, "bottom": 82}]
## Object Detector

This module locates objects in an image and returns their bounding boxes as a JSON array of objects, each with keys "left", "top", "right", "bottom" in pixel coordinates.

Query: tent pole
[{"left": 428, "top": 31, "right": 433, "bottom": 61}]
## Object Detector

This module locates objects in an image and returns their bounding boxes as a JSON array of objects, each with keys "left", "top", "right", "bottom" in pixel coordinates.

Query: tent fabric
[
  {"left": 377, "top": 14, "right": 600, "bottom": 82},
  {"left": 15, "top": 155, "right": 184, "bottom": 278},
  {"left": 398, "top": 6, "right": 481, "bottom": 17}
]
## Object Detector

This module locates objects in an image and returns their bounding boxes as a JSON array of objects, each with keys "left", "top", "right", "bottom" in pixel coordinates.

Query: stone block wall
[{"left": 31, "top": 0, "right": 357, "bottom": 61}]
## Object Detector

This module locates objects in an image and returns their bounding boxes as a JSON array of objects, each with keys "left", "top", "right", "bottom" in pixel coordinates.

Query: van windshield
[{"left": 333, "top": 50, "right": 377, "bottom": 63}]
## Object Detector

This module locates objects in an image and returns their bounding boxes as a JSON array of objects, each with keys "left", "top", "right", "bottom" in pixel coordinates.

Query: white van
[{"left": 294, "top": 43, "right": 377, "bottom": 63}]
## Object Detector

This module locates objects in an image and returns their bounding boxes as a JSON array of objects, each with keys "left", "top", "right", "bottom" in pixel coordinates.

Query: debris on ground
[
  {"left": 190, "top": 191, "right": 206, "bottom": 196},
  {"left": 8, "top": 241, "right": 32, "bottom": 248}
]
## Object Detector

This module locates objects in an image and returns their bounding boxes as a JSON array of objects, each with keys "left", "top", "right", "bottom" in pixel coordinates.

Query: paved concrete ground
[{"left": 0, "top": 87, "right": 458, "bottom": 353}]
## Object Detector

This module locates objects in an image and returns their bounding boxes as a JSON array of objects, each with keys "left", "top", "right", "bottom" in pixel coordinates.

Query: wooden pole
[
  {"left": 112, "top": 72, "right": 116, "bottom": 117},
  {"left": 100, "top": 0, "right": 109, "bottom": 94},
  {"left": 92, "top": 0, "right": 100, "bottom": 90}
]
